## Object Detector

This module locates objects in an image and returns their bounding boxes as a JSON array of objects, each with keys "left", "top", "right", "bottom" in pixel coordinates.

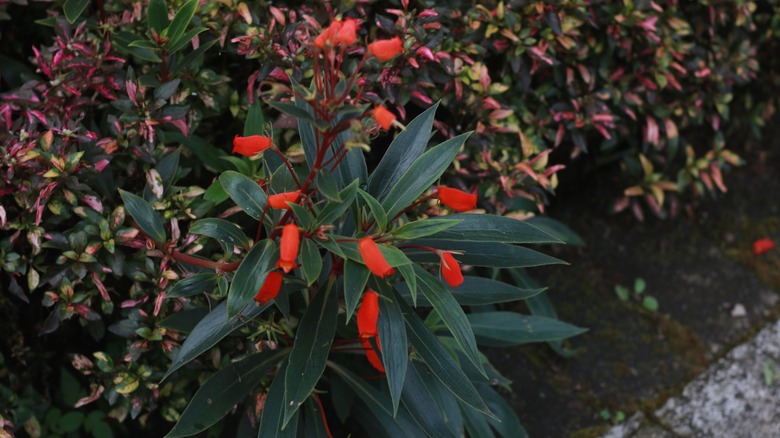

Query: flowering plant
[{"left": 125, "top": 21, "right": 586, "bottom": 436}]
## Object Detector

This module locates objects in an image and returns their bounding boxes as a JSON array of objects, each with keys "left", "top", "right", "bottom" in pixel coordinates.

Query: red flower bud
[
  {"left": 233, "top": 135, "right": 272, "bottom": 156},
  {"left": 361, "top": 336, "right": 385, "bottom": 373},
  {"left": 438, "top": 186, "right": 477, "bottom": 212},
  {"left": 268, "top": 190, "right": 301, "bottom": 209},
  {"left": 373, "top": 105, "right": 396, "bottom": 130},
  {"left": 357, "top": 290, "right": 379, "bottom": 338},
  {"left": 753, "top": 238, "right": 776, "bottom": 255},
  {"left": 368, "top": 36, "right": 403, "bottom": 61},
  {"left": 358, "top": 237, "right": 395, "bottom": 278},
  {"left": 276, "top": 224, "right": 300, "bottom": 273},
  {"left": 313, "top": 20, "right": 342, "bottom": 49},
  {"left": 314, "top": 18, "right": 358, "bottom": 49},
  {"left": 254, "top": 271, "right": 283, "bottom": 304},
  {"left": 336, "top": 18, "right": 359, "bottom": 45},
  {"left": 440, "top": 251, "right": 464, "bottom": 288}
]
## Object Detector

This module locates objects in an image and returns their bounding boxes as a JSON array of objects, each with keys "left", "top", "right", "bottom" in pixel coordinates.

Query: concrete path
[{"left": 604, "top": 320, "right": 780, "bottom": 437}]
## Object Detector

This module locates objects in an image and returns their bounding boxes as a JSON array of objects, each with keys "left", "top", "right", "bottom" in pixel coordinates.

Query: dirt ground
[{"left": 492, "top": 133, "right": 780, "bottom": 436}]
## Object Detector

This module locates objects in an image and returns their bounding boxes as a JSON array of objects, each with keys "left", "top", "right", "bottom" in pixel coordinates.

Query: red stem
[
  {"left": 170, "top": 250, "right": 241, "bottom": 272},
  {"left": 313, "top": 393, "right": 334, "bottom": 438}
]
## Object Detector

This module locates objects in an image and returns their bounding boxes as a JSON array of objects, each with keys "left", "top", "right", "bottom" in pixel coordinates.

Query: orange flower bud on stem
[
  {"left": 268, "top": 190, "right": 302, "bottom": 210},
  {"left": 276, "top": 224, "right": 300, "bottom": 273},
  {"left": 232, "top": 135, "right": 272, "bottom": 156},
  {"left": 438, "top": 186, "right": 477, "bottom": 211},
  {"left": 440, "top": 251, "right": 464, "bottom": 288},
  {"left": 357, "top": 290, "right": 379, "bottom": 338},
  {"left": 254, "top": 271, "right": 283, "bottom": 304},
  {"left": 368, "top": 36, "right": 404, "bottom": 61},
  {"left": 358, "top": 237, "right": 395, "bottom": 278}
]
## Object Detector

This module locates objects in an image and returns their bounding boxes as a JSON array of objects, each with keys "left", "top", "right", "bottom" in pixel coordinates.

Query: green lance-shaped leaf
[
  {"left": 401, "top": 361, "right": 456, "bottom": 438},
  {"left": 413, "top": 265, "right": 484, "bottom": 376},
  {"left": 258, "top": 362, "right": 299, "bottom": 438},
  {"left": 63, "top": 0, "right": 90, "bottom": 24},
  {"left": 343, "top": 260, "right": 370, "bottom": 322},
  {"left": 244, "top": 99, "right": 266, "bottom": 136},
  {"left": 166, "top": 349, "right": 289, "bottom": 438},
  {"left": 467, "top": 312, "right": 587, "bottom": 347},
  {"left": 164, "top": 0, "right": 198, "bottom": 50},
  {"left": 382, "top": 132, "right": 471, "bottom": 221},
  {"left": 524, "top": 216, "right": 585, "bottom": 246},
  {"left": 358, "top": 189, "right": 388, "bottom": 232},
  {"left": 376, "top": 289, "right": 408, "bottom": 416},
  {"left": 394, "top": 291, "right": 493, "bottom": 418},
  {"left": 147, "top": 0, "right": 169, "bottom": 34},
  {"left": 189, "top": 218, "right": 251, "bottom": 252},
  {"left": 404, "top": 240, "right": 566, "bottom": 268},
  {"left": 165, "top": 132, "right": 231, "bottom": 173},
  {"left": 166, "top": 272, "right": 219, "bottom": 299},
  {"left": 163, "top": 300, "right": 270, "bottom": 380},
  {"left": 478, "top": 384, "right": 528, "bottom": 438},
  {"left": 367, "top": 103, "right": 439, "bottom": 202},
  {"left": 397, "top": 276, "right": 545, "bottom": 306},
  {"left": 227, "top": 240, "right": 278, "bottom": 318},
  {"left": 282, "top": 283, "right": 338, "bottom": 427},
  {"left": 316, "top": 179, "right": 359, "bottom": 226},
  {"left": 426, "top": 214, "right": 562, "bottom": 244},
  {"left": 158, "top": 307, "right": 209, "bottom": 333},
  {"left": 389, "top": 218, "right": 461, "bottom": 241},
  {"left": 219, "top": 171, "right": 268, "bottom": 220},
  {"left": 119, "top": 190, "right": 166, "bottom": 243},
  {"left": 299, "top": 239, "right": 322, "bottom": 287},
  {"left": 168, "top": 27, "right": 208, "bottom": 53}
]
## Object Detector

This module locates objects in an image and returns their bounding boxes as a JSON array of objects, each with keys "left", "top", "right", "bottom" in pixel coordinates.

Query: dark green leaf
[
  {"left": 337, "top": 148, "right": 368, "bottom": 191},
  {"left": 165, "top": 132, "right": 231, "bottom": 173},
  {"left": 397, "top": 264, "right": 417, "bottom": 306},
  {"left": 427, "top": 214, "right": 561, "bottom": 244},
  {"left": 269, "top": 101, "right": 316, "bottom": 122},
  {"left": 244, "top": 100, "right": 266, "bottom": 137},
  {"left": 258, "top": 363, "right": 299, "bottom": 437},
  {"left": 390, "top": 218, "right": 461, "bottom": 241},
  {"left": 60, "top": 411, "right": 85, "bottom": 433},
  {"left": 404, "top": 240, "right": 566, "bottom": 268},
  {"left": 303, "top": 398, "right": 328, "bottom": 438},
  {"left": 395, "top": 293, "right": 493, "bottom": 417},
  {"left": 190, "top": 218, "right": 251, "bottom": 252},
  {"left": 269, "top": 163, "right": 300, "bottom": 195},
  {"left": 316, "top": 179, "right": 359, "bottom": 225},
  {"left": 398, "top": 276, "right": 545, "bottom": 306},
  {"left": 128, "top": 39, "right": 160, "bottom": 50},
  {"left": 158, "top": 307, "right": 209, "bottom": 333},
  {"left": 524, "top": 216, "right": 585, "bottom": 246},
  {"left": 166, "top": 350, "right": 289, "bottom": 437},
  {"left": 163, "top": 300, "right": 270, "bottom": 380},
  {"left": 367, "top": 103, "right": 439, "bottom": 201},
  {"left": 155, "top": 148, "right": 180, "bottom": 193},
  {"left": 382, "top": 132, "right": 471, "bottom": 220},
  {"left": 290, "top": 89, "right": 317, "bottom": 169},
  {"left": 300, "top": 239, "right": 322, "bottom": 287},
  {"left": 478, "top": 385, "right": 528, "bottom": 438},
  {"left": 377, "top": 290, "right": 408, "bottom": 416},
  {"left": 358, "top": 189, "right": 387, "bottom": 232},
  {"left": 169, "top": 27, "right": 208, "bottom": 53},
  {"left": 343, "top": 260, "right": 370, "bottom": 322},
  {"left": 219, "top": 171, "right": 268, "bottom": 220},
  {"left": 166, "top": 272, "right": 218, "bottom": 299},
  {"left": 282, "top": 284, "right": 338, "bottom": 426},
  {"left": 413, "top": 266, "right": 483, "bottom": 375},
  {"left": 63, "top": 0, "right": 89, "bottom": 23},
  {"left": 462, "top": 401, "right": 494, "bottom": 438},
  {"left": 119, "top": 190, "right": 166, "bottom": 243},
  {"left": 227, "top": 240, "right": 278, "bottom": 318},
  {"left": 467, "top": 312, "right": 587, "bottom": 347},
  {"left": 154, "top": 79, "right": 180, "bottom": 101},
  {"left": 416, "top": 363, "right": 464, "bottom": 436},
  {"left": 315, "top": 170, "right": 341, "bottom": 202},
  {"left": 165, "top": 0, "right": 198, "bottom": 50},
  {"left": 401, "top": 362, "right": 455, "bottom": 438},
  {"left": 148, "top": 0, "right": 169, "bottom": 34},
  {"left": 288, "top": 203, "right": 315, "bottom": 231}
]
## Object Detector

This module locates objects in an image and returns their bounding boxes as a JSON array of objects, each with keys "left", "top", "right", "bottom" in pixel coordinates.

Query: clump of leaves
[{"left": 615, "top": 277, "right": 658, "bottom": 312}]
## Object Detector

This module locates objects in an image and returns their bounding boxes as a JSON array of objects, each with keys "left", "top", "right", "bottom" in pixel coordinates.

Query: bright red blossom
[
  {"left": 753, "top": 238, "right": 776, "bottom": 255},
  {"left": 233, "top": 135, "right": 272, "bottom": 156},
  {"left": 368, "top": 36, "right": 403, "bottom": 61},
  {"left": 358, "top": 237, "right": 395, "bottom": 278},
  {"left": 268, "top": 190, "right": 301, "bottom": 209},
  {"left": 440, "top": 251, "right": 464, "bottom": 288},
  {"left": 336, "top": 18, "right": 359, "bottom": 45},
  {"left": 373, "top": 105, "right": 396, "bottom": 130},
  {"left": 276, "top": 224, "right": 300, "bottom": 273},
  {"left": 357, "top": 290, "right": 379, "bottom": 338},
  {"left": 361, "top": 337, "right": 385, "bottom": 373},
  {"left": 254, "top": 271, "right": 283, "bottom": 305},
  {"left": 438, "top": 186, "right": 477, "bottom": 211},
  {"left": 314, "top": 18, "right": 359, "bottom": 49}
]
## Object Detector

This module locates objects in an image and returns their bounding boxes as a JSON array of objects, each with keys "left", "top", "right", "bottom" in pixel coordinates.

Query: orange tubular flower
[
  {"left": 336, "top": 18, "right": 358, "bottom": 45},
  {"left": 268, "top": 190, "right": 301, "bottom": 209},
  {"left": 373, "top": 105, "right": 396, "bottom": 130},
  {"left": 276, "top": 224, "right": 300, "bottom": 273},
  {"left": 254, "top": 271, "right": 283, "bottom": 305},
  {"left": 753, "top": 238, "right": 776, "bottom": 255},
  {"left": 313, "top": 20, "right": 342, "bottom": 49},
  {"left": 440, "top": 251, "right": 464, "bottom": 288},
  {"left": 357, "top": 290, "right": 379, "bottom": 338},
  {"left": 358, "top": 237, "right": 395, "bottom": 278},
  {"left": 233, "top": 135, "right": 272, "bottom": 156},
  {"left": 361, "top": 337, "right": 385, "bottom": 372},
  {"left": 368, "top": 36, "right": 403, "bottom": 61},
  {"left": 438, "top": 186, "right": 477, "bottom": 212}
]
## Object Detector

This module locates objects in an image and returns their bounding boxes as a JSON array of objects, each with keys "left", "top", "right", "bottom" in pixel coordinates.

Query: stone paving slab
[{"left": 604, "top": 320, "right": 780, "bottom": 437}]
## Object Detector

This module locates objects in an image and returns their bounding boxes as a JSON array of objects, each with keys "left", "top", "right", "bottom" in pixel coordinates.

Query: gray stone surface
[{"left": 604, "top": 320, "right": 780, "bottom": 438}]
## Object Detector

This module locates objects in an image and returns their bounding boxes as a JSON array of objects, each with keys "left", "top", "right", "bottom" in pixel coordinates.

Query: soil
[{"left": 490, "top": 128, "right": 780, "bottom": 437}]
